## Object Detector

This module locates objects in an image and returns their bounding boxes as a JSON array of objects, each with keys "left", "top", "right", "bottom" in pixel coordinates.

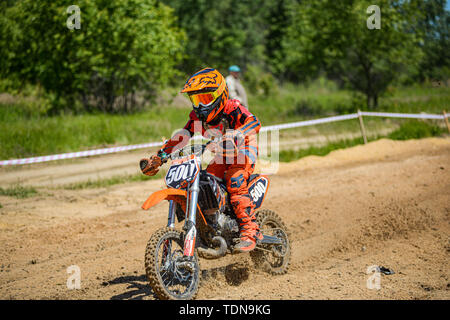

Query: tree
[
  {"left": 162, "top": 0, "right": 281, "bottom": 74},
  {"left": 415, "top": 0, "right": 450, "bottom": 82},
  {"left": 284, "top": 0, "right": 424, "bottom": 108},
  {"left": 264, "top": 0, "right": 297, "bottom": 80},
  {"left": 0, "top": 0, "right": 185, "bottom": 113}
]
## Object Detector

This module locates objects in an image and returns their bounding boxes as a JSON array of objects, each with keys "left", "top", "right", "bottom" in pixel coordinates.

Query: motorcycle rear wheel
[
  {"left": 250, "top": 209, "right": 291, "bottom": 275},
  {"left": 145, "top": 227, "right": 200, "bottom": 300}
]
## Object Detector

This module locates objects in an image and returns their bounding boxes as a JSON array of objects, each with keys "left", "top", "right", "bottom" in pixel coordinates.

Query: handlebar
[{"left": 162, "top": 140, "right": 214, "bottom": 161}]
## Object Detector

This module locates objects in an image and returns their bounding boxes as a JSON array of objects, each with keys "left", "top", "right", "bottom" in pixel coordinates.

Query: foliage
[
  {"left": 244, "top": 65, "right": 278, "bottom": 97},
  {"left": 162, "top": 0, "right": 296, "bottom": 74},
  {"left": 283, "top": 0, "right": 425, "bottom": 108},
  {"left": 0, "top": 0, "right": 185, "bottom": 113},
  {"left": 416, "top": 0, "right": 450, "bottom": 82},
  {"left": 0, "top": 0, "right": 448, "bottom": 116}
]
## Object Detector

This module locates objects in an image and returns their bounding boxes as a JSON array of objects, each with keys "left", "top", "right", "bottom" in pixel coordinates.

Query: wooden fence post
[
  {"left": 443, "top": 110, "right": 450, "bottom": 134},
  {"left": 357, "top": 110, "right": 368, "bottom": 144}
]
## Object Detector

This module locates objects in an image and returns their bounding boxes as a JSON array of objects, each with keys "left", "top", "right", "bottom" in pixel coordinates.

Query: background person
[{"left": 225, "top": 65, "right": 248, "bottom": 109}]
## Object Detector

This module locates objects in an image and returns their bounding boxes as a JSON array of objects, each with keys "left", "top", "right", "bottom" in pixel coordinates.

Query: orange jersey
[{"left": 161, "top": 99, "right": 260, "bottom": 163}]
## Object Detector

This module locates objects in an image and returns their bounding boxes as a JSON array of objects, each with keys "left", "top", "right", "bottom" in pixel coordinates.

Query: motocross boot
[{"left": 233, "top": 207, "right": 263, "bottom": 253}]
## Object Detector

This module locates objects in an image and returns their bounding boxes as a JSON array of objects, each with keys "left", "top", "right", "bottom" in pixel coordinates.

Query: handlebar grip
[{"left": 157, "top": 150, "right": 170, "bottom": 163}]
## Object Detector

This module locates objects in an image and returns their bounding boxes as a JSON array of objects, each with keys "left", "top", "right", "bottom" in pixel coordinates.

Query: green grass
[
  {"left": 1, "top": 81, "right": 448, "bottom": 160},
  {"left": 0, "top": 184, "right": 38, "bottom": 198},
  {"left": 387, "top": 120, "right": 445, "bottom": 140},
  {"left": 380, "top": 86, "right": 450, "bottom": 114},
  {"left": 248, "top": 79, "right": 356, "bottom": 123},
  {"left": 62, "top": 171, "right": 166, "bottom": 190},
  {"left": 0, "top": 105, "right": 189, "bottom": 159}
]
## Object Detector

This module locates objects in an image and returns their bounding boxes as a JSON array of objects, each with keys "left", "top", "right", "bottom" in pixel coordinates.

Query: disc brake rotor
[{"left": 162, "top": 250, "right": 193, "bottom": 285}]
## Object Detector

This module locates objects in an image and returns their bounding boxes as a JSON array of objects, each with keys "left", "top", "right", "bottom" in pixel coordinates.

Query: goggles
[{"left": 188, "top": 81, "right": 225, "bottom": 107}]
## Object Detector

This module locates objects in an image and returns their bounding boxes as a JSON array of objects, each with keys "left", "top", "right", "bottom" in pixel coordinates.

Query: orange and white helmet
[{"left": 181, "top": 68, "right": 229, "bottom": 125}]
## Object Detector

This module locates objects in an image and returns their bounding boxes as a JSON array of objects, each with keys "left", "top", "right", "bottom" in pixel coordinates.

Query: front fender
[
  {"left": 141, "top": 188, "right": 208, "bottom": 226},
  {"left": 141, "top": 188, "right": 187, "bottom": 210}
]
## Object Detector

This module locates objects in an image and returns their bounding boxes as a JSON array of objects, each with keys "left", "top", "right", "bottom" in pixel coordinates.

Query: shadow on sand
[{"left": 106, "top": 262, "right": 250, "bottom": 300}]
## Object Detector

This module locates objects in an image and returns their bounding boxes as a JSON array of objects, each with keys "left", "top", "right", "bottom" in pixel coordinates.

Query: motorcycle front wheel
[{"left": 145, "top": 227, "right": 200, "bottom": 300}]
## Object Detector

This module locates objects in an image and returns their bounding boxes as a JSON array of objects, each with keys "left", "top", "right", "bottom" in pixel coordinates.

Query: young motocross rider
[{"left": 140, "top": 68, "right": 263, "bottom": 253}]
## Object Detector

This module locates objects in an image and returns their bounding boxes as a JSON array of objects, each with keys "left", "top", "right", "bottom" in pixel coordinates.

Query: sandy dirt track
[{"left": 0, "top": 137, "right": 449, "bottom": 300}]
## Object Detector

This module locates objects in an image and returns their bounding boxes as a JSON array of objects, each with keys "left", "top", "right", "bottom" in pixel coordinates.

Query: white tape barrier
[
  {"left": 259, "top": 113, "right": 359, "bottom": 132},
  {"left": 360, "top": 111, "right": 447, "bottom": 120},
  {"left": 1, "top": 111, "right": 448, "bottom": 166},
  {"left": 0, "top": 142, "right": 163, "bottom": 166}
]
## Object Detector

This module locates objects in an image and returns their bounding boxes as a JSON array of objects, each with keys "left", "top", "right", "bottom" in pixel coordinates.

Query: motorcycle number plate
[
  {"left": 165, "top": 158, "right": 199, "bottom": 189},
  {"left": 248, "top": 176, "right": 269, "bottom": 209}
]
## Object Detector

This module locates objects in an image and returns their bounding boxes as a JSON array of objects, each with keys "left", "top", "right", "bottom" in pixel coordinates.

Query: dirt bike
[{"left": 141, "top": 140, "right": 291, "bottom": 300}]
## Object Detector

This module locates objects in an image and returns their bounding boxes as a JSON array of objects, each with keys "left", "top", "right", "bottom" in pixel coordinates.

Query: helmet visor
[
  {"left": 187, "top": 80, "right": 225, "bottom": 107},
  {"left": 189, "top": 92, "right": 216, "bottom": 107}
]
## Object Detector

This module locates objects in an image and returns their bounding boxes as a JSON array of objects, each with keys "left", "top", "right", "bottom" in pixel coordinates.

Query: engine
[
  {"left": 198, "top": 171, "right": 227, "bottom": 215},
  {"left": 216, "top": 212, "right": 239, "bottom": 237},
  {"left": 197, "top": 170, "right": 239, "bottom": 241}
]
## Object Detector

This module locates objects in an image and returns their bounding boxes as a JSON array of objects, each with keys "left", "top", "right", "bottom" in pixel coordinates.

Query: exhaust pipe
[{"left": 197, "top": 236, "right": 227, "bottom": 259}]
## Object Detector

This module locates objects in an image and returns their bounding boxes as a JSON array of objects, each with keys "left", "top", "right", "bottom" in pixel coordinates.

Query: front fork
[
  {"left": 183, "top": 172, "right": 199, "bottom": 257},
  {"left": 162, "top": 201, "right": 176, "bottom": 264},
  {"left": 165, "top": 170, "right": 200, "bottom": 258}
]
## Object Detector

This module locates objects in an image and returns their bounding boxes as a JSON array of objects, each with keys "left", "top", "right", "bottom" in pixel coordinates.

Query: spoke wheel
[
  {"left": 145, "top": 228, "right": 200, "bottom": 300},
  {"left": 250, "top": 209, "right": 291, "bottom": 275}
]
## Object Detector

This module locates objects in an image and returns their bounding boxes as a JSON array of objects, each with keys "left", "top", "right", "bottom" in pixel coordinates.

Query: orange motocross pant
[{"left": 206, "top": 145, "right": 260, "bottom": 243}]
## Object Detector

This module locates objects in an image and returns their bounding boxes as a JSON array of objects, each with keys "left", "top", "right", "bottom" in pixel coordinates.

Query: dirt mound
[
  {"left": 0, "top": 137, "right": 449, "bottom": 299},
  {"left": 277, "top": 137, "right": 450, "bottom": 174}
]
